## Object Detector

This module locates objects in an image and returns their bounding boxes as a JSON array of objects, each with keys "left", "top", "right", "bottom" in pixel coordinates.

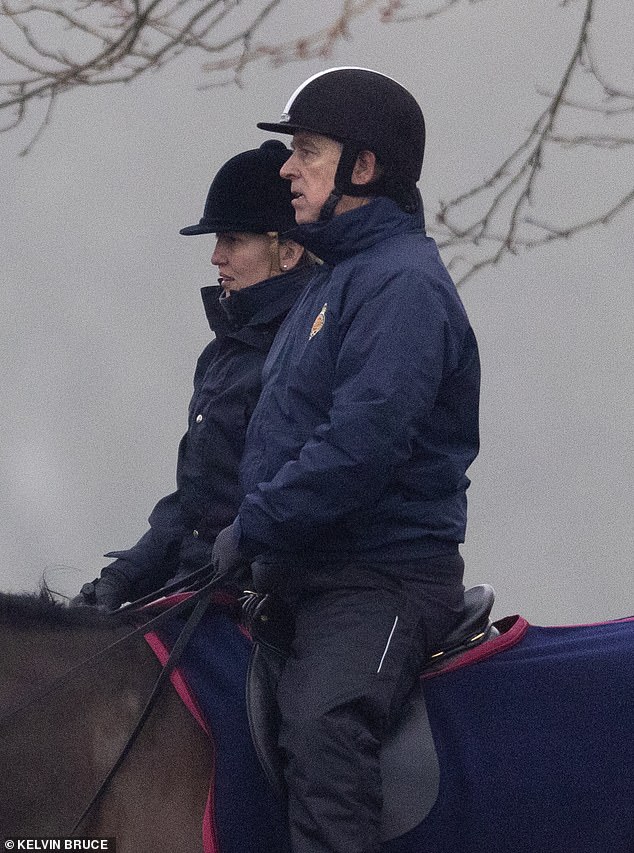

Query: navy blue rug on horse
[{"left": 149, "top": 601, "right": 634, "bottom": 853}]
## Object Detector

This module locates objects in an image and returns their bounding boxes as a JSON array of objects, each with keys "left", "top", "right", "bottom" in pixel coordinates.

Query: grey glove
[
  {"left": 71, "top": 574, "right": 130, "bottom": 611},
  {"left": 210, "top": 521, "right": 252, "bottom": 591}
]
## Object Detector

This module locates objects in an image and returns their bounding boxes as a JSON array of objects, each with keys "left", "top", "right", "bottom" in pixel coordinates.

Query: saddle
[{"left": 246, "top": 584, "right": 497, "bottom": 842}]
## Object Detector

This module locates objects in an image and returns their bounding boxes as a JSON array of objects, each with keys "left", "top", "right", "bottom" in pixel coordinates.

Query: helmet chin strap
[
  {"left": 318, "top": 142, "right": 390, "bottom": 221},
  {"left": 317, "top": 141, "right": 421, "bottom": 218},
  {"left": 318, "top": 143, "right": 362, "bottom": 222},
  {"left": 318, "top": 189, "right": 343, "bottom": 222}
]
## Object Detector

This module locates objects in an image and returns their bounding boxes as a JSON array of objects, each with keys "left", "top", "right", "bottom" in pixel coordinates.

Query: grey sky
[{"left": 1, "top": 0, "right": 632, "bottom": 623}]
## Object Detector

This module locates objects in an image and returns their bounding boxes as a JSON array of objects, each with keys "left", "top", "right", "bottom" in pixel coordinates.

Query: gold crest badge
[{"left": 309, "top": 303, "right": 328, "bottom": 340}]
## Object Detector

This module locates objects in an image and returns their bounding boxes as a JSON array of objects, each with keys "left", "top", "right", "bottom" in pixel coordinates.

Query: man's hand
[
  {"left": 240, "top": 589, "right": 270, "bottom": 630},
  {"left": 71, "top": 574, "right": 130, "bottom": 610},
  {"left": 240, "top": 589, "right": 294, "bottom": 654},
  {"left": 211, "top": 521, "right": 252, "bottom": 591}
]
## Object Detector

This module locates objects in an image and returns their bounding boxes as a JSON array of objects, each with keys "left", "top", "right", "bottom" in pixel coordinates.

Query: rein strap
[{"left": 69, "top": 581, "right": 217, "bottom": 834}]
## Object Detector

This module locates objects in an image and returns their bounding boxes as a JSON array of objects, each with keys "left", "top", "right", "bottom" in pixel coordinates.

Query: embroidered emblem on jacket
[{"left": 309, "top": 303, "right": 328, "bottom": 340}]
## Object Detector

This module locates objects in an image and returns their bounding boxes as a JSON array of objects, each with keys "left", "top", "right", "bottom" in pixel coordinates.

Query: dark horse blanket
[{"left": 146, "top": 603, "right": 634, "bottom": 853}]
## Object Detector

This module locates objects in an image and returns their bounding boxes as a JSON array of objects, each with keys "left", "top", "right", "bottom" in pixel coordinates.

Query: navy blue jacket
[
  {"left": 103, "top": 267, "right": 310, "bottom": 596},
  {"left": 238, "top": 198, "right": 480, "bottom": 584}
]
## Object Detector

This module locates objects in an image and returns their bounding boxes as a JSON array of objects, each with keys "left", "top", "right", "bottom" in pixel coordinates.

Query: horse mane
[{"left": 0, "top": 585, "right": 144, "bottom": 630}]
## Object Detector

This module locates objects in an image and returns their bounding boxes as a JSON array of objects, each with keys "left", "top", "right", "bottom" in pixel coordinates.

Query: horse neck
[
  {"left": 0, "top": 617, "right": 160, "bottom": 835},
  {"left": 0, "top": 617, "right": 145, "bottom": 708}
]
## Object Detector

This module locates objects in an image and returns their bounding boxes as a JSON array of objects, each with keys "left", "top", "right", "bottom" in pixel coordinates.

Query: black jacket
[{"left": 103, "top": 266, "right": 310, "bottom": 597}]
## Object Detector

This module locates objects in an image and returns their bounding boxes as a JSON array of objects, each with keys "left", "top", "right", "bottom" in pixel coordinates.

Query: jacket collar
[
  {"left": 291, "top": 196, "right": 425, "bottom": 267},
  {"left": 201, "top": 264, "right": 312, "bottom": 342}
]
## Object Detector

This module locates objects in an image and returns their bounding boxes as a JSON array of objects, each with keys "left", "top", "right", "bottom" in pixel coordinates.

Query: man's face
[
  {"left": 211, "top": 232, "right": 273, "bottom": 292},
  {"left": 280, "top": 132, "right": 343, "bottom": 224}
]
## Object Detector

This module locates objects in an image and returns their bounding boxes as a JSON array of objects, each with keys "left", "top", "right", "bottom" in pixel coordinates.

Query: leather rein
[{"left": 71, "top": 576, "right": 219, "bottom": 834}]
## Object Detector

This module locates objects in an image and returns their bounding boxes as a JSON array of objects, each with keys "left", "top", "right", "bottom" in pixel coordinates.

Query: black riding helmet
[
  {"left": 180, "top": 140, "right": 296, "bottom": 236},
  {"left": 257, "top": 67, "right": 426, "bottom": 217}
]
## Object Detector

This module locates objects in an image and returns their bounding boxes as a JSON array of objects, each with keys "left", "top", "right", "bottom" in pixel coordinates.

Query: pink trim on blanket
[
  {"left": 421, "top": 612, "right": 633, "bottom": 681},
  {"left": 541, "top": 614, "right": 634, "bottom": 629},
  {"left": 422, "top": 615, "right": 530, "bottom": 681},
  {"left": 144, "top": 628, "right": 217, "bottom": 853}
]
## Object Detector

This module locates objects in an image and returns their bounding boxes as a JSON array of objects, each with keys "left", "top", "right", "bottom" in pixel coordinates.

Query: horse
[
  {"left": 0, "top": 590, "right": 212, "bottom": 851},
  {"left": 1, "top": 586, "right": 633, "bottom": 853}
]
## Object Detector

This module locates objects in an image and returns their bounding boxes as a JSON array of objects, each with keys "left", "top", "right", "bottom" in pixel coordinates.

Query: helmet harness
[{"left": 257, "top": 67, "right": 426, "bottom": 221}]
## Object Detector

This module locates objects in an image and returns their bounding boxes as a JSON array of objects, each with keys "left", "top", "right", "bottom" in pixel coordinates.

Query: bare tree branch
[
  {"left": 0, "top": 0, "right": 382, "bottom": 152},
  {"left": 523, "top": 188, "right": 634, "bottom": 246},
  {"left": 1, "top": 0, "right": 632, "bottom": 280},
  {"left": 432, "top": 0, "right": 634, "bottom": 283}
]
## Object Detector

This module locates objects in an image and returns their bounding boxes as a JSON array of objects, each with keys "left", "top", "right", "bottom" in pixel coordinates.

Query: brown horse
[
  {"left": 0, "top": 590, "right": 211, "bottom": 851},
  {"left": 2, "top": 587, "right": 633, "bottom": 853}
]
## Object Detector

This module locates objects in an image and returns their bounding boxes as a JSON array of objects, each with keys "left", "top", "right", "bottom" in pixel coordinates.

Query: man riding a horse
[{"left": 211, "top": 67, "right": 481, "bottom": 853}]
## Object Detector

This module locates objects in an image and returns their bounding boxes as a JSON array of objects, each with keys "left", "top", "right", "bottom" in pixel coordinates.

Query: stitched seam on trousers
[{"left": 377, "top": 615, "right": 399, "bottom": 673}]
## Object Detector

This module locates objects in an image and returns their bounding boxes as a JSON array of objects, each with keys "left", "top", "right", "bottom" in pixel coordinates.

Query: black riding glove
[
  {"left": 210, "top": 520, "right": 252, "bottom": 591},
  {"left": 240, "top": 590, "right": 270, "bottom": 630},
  {"left": 240, "top": 590, "right": 295, "bottom": 655},
  {"left": 71, "top": 574, "right": 130, "bottom": 611}
]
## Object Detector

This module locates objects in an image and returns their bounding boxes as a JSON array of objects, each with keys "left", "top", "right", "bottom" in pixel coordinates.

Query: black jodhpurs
[{"left": 276, "top": 558, "right": 464, "bottom": 853}]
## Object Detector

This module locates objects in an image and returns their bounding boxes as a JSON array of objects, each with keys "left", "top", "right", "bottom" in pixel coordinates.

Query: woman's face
[{"left": 211, "top": 232, "right": 274, "bottom": 292}]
